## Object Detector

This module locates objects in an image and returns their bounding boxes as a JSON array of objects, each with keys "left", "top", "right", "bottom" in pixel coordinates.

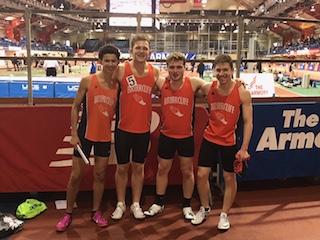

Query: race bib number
[{"left": 126, "top": 75, "right": 137, "bottom": 87}]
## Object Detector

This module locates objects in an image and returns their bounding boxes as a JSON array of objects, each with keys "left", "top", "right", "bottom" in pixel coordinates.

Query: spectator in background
[
  {"left": 90, "top": 61, "right": 97, "bottom": 74},
  {"left": 33, "top": 54, "right": 39, "bottom": 68},
  {"left": 256, "top": 60, "right": 262, "bottom": 73},
  {"left": 197, "top": 60, "right": 205, "bottom": 79},
  {"left": 190, "top": 60, "right": 195, "bottom": 72},
  {"left": 289, "top": 62, "right": 295, "bottom": 79},
  {"left": 43, "top": 54, "right": 59, "bottom": 76},
  {"left": 276, "top": 71, "right": 284, "bottom": 82},
  {"left": 243, "top": 61, "right": 248, "bottom": 73},
  {"left": 12, "top": 54, "right": 20, "bottom": 71}
]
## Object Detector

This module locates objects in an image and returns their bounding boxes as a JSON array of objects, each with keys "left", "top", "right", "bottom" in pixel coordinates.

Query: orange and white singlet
[
  {"left": 204, "top": 81, "right": 241, "bottom": 146},
  {"left": 160, "top": 77, "right": 195, "bottom": 139},
  {"left": 78, "top": 74, "right": 117, "bottom": 142},
  {"left": 117, "top": 61, "right": 155, "bottom": 133}
]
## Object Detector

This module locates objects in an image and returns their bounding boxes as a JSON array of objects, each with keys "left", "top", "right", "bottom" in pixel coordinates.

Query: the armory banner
[{"left": 243, "top": 102, "right": 320, "bottom": 180}]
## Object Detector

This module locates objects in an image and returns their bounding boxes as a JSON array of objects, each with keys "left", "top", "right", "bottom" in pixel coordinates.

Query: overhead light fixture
[
  {"left": 295, "top": 13, "right": 299, "bottom": 18},
  {"left": 266, "top": 26, "right": 270, "bottom": 31},
  {"left": 20, "top": 16, "right": 25, "bottom": 21},
  {"left": 90, "top": 2, "right": 94, "bottom": 7},
  {"left": 60, "top": 3, "right": 64, "bottom": 9},
  {"left": 84, "top": 0, "right": 90, "bottom": 2},
  {"left": 54, "top": 24, "right": 57, "bottom": 29},
  {"left": 310, "top": 5, "right": 315, "bottom": 12},
  {"left": 274, "top": 23, "right": 278, "bottom": 28}
]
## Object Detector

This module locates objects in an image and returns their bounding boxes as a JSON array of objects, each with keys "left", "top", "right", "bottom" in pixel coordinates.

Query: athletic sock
[
  {"left": 91, "top": 211, "right": 96, "bottom": 218},
  {"left": 183, "top": 197, "right": 191, "bottom": 208},
  {"left": 65, "top": 212, "right": 73, "bottom": 218},
  {"left": 154, "top": 194, "right": 165, "bottom": 206}
]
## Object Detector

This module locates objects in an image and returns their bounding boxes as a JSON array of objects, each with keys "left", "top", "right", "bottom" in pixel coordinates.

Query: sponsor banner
[
  {"left": 54, "top": 82, "right": 79, "bottom": 98},
  {"left": 0, "top": 81, "right": 9, "bottom": 97},
  {"left": 9, "top": 81, "right": 54, "bottom": 98},
  {"left": 149, "top": 52, "right": 196, "bottom": 60},
  {"left": 0, "top": 105, "right": 208, "bottom": 192},
  {"left": 242, "top": 102, "right": 320, "bottom": 180},
  {"left": 240, "top": 73, "right": 275, "bottom": 98}
]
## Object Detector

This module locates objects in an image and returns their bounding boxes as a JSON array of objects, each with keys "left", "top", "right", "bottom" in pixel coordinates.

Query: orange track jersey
[
  {"left": 117, "top": 62, "right": 155, "bottom": 133},
  {"left": 160, "top": 77, "right": 195, "bottom": 139},
  {"left": 78, "top": 74, "right": 117, "bottom": 142},
  {"left": 204, "top": 81, "right": 240, "bottom": 146}
]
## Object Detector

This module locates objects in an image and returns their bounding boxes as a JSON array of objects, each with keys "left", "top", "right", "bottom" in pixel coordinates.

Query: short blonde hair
[
  {"left": 166, "top": 52, "right": 186, "bottom": 66},
  {"left": 131, "top": 34, "right": 150, "bottom": 49}
]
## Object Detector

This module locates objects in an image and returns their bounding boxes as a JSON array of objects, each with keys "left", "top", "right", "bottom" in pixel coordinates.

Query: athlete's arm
[
  {"left": 234, "top": 78, "right": 246, "bottom": 88},
  {"left": 195, "top": 81, "right": 212, "bottom": 98},
  {"left": 70, "top": 76, "right": 90, "bottom": 147},
  {"left": 152, "top": 66, "right": 162, "bottom": 96},
  {"left": 190, "top": 76, "right": 206, "bottom": 95},
  {"left": 153, "top": 76, "right": 166, "bottom": 96},
  {"left": 112, "top": 63, "right": 125, "bottom": 83},
  {"left": 236, "top": 86, "right": 253, "bottom": 160}
]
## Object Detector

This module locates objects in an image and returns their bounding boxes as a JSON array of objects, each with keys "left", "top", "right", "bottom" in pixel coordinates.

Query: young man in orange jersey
[
  {"left": 56, "top": 44, "right": 120, "bottom": 232},
  {"left": 144, "top": 52, "right": 206, "bottom": 220},
  {"left": 191, "top": 54, "right": 252, "bottom": 230},
  {"left": 111, "top": 34, "right": 160, "bottom": 220}
]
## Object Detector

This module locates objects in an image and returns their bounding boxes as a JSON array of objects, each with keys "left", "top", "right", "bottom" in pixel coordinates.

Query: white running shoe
[
  {"left": 183, "top": 207, "right": 195, "bottom": 220},
  {"left": 217, "top": 213, "right": 230, "bottom": 230},
  {"left": 130, "top": 202, "right": 145, "bottom": 220},
  {"left": 144, "top": 204, "right": 164, "bottom": 217},
  {"left": 111, "top": 202, "right": 126, "bottom": 220},
  {"left": 191, "top": 206, "right": 210, "bottom": 225}
]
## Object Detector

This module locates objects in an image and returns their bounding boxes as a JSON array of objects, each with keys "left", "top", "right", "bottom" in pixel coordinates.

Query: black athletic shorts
[
  {"left": 198, "top": 138, "right": 237, "bottom": 172},
  {"left": 157, "top": 132, "right": 194, "bottom": 159},
  {"left": 115, "top": 128, "right": 150, "bottom": 164},
  {"left": 74, "top": 135, "right": 111, "bottom": 158},
  {"left": 46, "top": 67, "right": 57, "bottom": 77}
]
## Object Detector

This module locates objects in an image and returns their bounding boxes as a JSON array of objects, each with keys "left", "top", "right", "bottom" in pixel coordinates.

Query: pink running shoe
[
  {"left": 92, "top": 211, "right": 108, "bottom": 227},
  {"left": 56, "top": 213, "right": 72, "bottom": 232}
]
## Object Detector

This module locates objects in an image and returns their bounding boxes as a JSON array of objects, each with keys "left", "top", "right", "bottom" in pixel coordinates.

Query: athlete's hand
[
  {"left": 70, "top": 135, "right": 81, "bottom": 148},
  {"left": 234, "top": 78, "right": 246, "bottom": 88}
]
